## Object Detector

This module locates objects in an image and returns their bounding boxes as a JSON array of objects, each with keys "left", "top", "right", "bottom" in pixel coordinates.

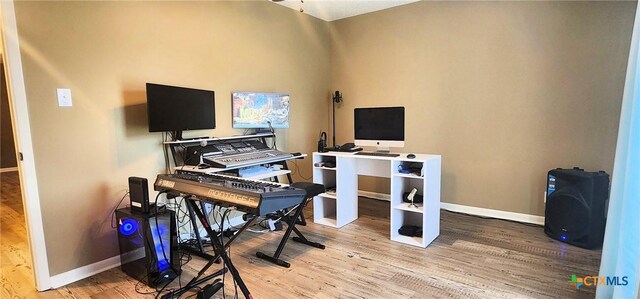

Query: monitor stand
[
  {"left": 255, "top": 128, "right": 272, "bottom": 134},
  {"left": 172, "top": 131, "right": 209, "bottom": 141},
  {"left": 172, "top": 131, "right": 183, "bottom": 141},
  {"left": 375, "top": 146, "right": 391, "bottom": 153}
]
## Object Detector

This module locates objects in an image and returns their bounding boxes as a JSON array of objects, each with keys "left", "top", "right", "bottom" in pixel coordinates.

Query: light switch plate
[{"left": 57, "top": 88, "right": 72, "bottom": 107}]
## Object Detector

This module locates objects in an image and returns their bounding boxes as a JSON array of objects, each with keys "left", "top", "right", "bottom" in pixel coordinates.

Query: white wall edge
[
  {"left": 358, "top": 191, "right": 544, "bottom": 225},
  {"left": 440, "top": 202, "right": 544, "bottom": 225},
  {"left": 49, "top": 255, "right": 120, "bottom": 289},
  {"left": 0, "top": 167, "right": 18, "bottom": 173},
  {"left": 1, "top": 0, "right": 52, "bottom": 291}
]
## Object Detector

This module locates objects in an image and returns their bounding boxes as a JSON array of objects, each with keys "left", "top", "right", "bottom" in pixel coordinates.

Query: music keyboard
[
  {"left": 204, "top": 149, "right": 293, "bottom": 169},
  {"left": 153, "top": 173, "right": 306, "bottom": 216}
]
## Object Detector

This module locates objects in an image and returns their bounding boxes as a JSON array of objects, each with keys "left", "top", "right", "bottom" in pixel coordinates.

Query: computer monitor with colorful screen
[{"left": 232, "top": 92, "right": 290, "bottom": 129}]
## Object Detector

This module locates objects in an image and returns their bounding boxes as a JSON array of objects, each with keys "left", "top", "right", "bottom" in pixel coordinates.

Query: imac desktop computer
[{"left": 354, "top": 106, "right": 405, "bottom": 152}]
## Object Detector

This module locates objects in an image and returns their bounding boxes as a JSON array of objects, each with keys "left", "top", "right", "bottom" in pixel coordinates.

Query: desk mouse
[{"left": 407, "top": 154, "right": 416, "bottom": 159}]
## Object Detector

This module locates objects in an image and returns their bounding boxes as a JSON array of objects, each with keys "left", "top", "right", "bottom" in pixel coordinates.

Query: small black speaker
[
  {"left": 129, "top": 177, "right": 149, "bottom": 214},
  {"left": 544, "top": 167, "right": 609, "bottom": 249}
]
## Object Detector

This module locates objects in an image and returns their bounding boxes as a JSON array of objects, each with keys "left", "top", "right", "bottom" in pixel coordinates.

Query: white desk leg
[
  {"left": 336, "top": 156, "right": 358, "bottom": 227},
  {"left": 422, "top": 157, "right": 441, "bottom": 246}
]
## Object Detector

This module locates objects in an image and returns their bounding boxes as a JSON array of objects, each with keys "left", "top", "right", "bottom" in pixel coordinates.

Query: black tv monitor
[
  {"left": 354, "top": 107, "right": 405, "bottom": 151},
  {"left": 146, "top": 83, "right": 215, "bottom": 139}
]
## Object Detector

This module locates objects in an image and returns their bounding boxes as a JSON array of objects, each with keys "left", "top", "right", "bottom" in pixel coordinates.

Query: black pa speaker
[{"left": 544, "top": 167, "right": 609, "bottom": 249}]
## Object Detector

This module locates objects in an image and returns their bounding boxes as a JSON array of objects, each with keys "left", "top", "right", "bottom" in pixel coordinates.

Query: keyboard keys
[{"left": 354, "top": 152, "right": 400, "bottom": 157}]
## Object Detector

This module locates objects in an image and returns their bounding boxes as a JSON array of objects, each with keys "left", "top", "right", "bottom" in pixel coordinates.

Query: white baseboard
[
  {"left": 440, "top": 202, "right": 544, "bottom": 225},
  {"left": 49, "top": 255, "right": 120, "bottom": 289},
  {"left": 0, "top": 167, "right": 18, "bottom": 173},
  {"left": 358, "top": 191, "right": 544, "bottom": 225},
  {"left": 358, "top": 190, "right": 390, "bottom": 201}
]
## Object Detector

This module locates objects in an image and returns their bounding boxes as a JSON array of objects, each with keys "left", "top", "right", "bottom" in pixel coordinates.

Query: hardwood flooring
[
  {"left": 1, "top": 171, "right": 38, "bottom": 298},
  {"left": 1, "top": 172, "right": 601, "bottom": 298}
]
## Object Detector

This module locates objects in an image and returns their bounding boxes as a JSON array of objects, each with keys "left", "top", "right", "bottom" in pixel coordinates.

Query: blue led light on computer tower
[
  {"left": 119, "top": 218, "right": 138, "bottom": 236},
  {"left": 150, "top": 220, "right": 171, "bottom": 272},
  {"left": 115, "top": 208, "right": 180, "bottom": 287}
]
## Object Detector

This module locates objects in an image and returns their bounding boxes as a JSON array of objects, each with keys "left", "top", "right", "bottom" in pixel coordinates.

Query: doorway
[{"left": 1, "top": 44, "right": 37, "bottom": 296}]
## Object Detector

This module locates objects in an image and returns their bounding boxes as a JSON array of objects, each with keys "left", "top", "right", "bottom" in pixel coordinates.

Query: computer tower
[
  {"left": 116, "top": 208, "right": 180, "bottom": 287},
  {"left": 544, "top": 167, "right": 609, "bottom": 249}
]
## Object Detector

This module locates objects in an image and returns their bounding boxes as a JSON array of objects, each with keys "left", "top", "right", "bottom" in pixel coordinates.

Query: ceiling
[{"left": 272, "top": 0, "right": 420, "bottom": 22}]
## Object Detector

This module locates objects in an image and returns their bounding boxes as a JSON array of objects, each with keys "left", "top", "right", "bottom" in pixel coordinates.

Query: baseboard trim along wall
[
  {"left": 358, "top": 191, "right": 390, "bottom": 201},
  {"left": 440, "top": 202, "right": 545, "bottom": 225},
  {"left": 0, "top": 167, "right": 18, "bottom": 173},
  {"left": 49, "top": 255, "right": 120, "bottom": 289},
  {"left": 358, "top": 191, "right": 544, "bottom": 225}
]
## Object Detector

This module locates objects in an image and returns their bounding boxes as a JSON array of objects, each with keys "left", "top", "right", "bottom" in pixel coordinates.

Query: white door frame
[{"left": 0, "top": 0, "right": 51, "bottom": 291}]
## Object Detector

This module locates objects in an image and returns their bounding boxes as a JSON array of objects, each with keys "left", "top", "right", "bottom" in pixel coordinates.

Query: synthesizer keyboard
[
  {"left": 204, "top": 149, "right": 293, "bottom": 169},
  {"left": 153, "top": 172, "right": 306, "bottom": 216}
]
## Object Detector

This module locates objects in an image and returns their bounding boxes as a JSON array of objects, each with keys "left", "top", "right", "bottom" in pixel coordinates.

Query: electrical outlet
[{"left": 57, "top": 88, "right": 73, "bottom": 107}]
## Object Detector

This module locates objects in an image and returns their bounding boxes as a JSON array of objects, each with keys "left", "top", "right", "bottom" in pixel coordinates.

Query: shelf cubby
[{"left": 390, "top": 209, "right": 424, "bottom": 247}]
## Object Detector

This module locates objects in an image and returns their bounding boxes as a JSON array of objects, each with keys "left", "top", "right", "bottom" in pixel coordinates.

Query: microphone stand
[{"left": 332, "top": 91, "right": 342, "bottom": 149}]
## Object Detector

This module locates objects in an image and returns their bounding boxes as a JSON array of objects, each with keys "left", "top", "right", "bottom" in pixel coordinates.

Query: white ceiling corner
[{"left": 272, "top": 0, "right": 420, "bottom": 22}]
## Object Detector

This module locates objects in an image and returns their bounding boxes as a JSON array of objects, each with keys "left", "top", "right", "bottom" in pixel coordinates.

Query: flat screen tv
[
  {"left": 146, "top": 83, "right": 215, "bottom": 140},
  {"left": 232, "top": 92, "right": 290, "bottom": 129},
  {"left": 354, "top": 106, "right": 405, "bottom": 151}
]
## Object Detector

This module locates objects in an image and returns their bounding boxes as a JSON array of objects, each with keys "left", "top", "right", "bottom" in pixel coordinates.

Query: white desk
[{"left": 312, "top": 152, "right": 441, "bottom": 247}]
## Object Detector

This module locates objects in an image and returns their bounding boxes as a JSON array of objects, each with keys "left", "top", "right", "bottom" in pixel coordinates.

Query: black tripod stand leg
[
  {"left": 189, "top": 200, "right": 254, "bottom": 299},
  {"left": 186, "top": 200, "right": 207, "bottom": 254},
  {"left": 255, "top": 199, "right": 307, "bottom": 268},
  {"left": 291, "top": 226, "right": 325, "bottom": 249},
  {"left": 161, "top": 268, "right": 227, "bottom": 299},
  {"left": 168, "top": 199, "right": 255, "bottom": 299},
  {"left": 255, "top": 251, "right": 290, "bottom": 268},
  {"left": 296, "top": 210, "right": 307, "bottom": 226}
]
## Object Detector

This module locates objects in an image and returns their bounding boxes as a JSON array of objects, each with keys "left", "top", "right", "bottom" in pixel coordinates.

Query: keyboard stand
[
  {"left": 180, "top": 201, "right": 217, "bottom": 261},
  {"left": 162, "top": 198, "right": 256, "bottom": 299},
  {"left": 255, "top": 182, "right": 326, "bottom": 268}
]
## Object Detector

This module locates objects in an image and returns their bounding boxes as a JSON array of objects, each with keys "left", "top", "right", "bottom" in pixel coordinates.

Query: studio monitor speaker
[
  {"left": 544, "top": 167, "right": 609, "bottom": 249},
  {"left": 129, "top": 177, "right": 150, "bottom": 214}
]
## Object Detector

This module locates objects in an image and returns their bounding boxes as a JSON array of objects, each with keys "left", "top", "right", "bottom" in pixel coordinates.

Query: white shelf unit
[
  {"left": 312, "top": 153, "right": 360, "bottom": 228},
  {"left": 390, "top": 159, "right": 441, "bottom": 247},
  {"left": 311, "top": 151, "right": 441, "bottom": 248},
  {"left": 312, "top": 154, "right": 338, "bottom": 227}
]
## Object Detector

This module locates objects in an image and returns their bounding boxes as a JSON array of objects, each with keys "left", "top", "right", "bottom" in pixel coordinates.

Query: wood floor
[
  {"left": 1, "top": 171, "right": 38, "bottom": 298},
  {"left": 1, "top": 171, "right": 601, "bottom": 298}
]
